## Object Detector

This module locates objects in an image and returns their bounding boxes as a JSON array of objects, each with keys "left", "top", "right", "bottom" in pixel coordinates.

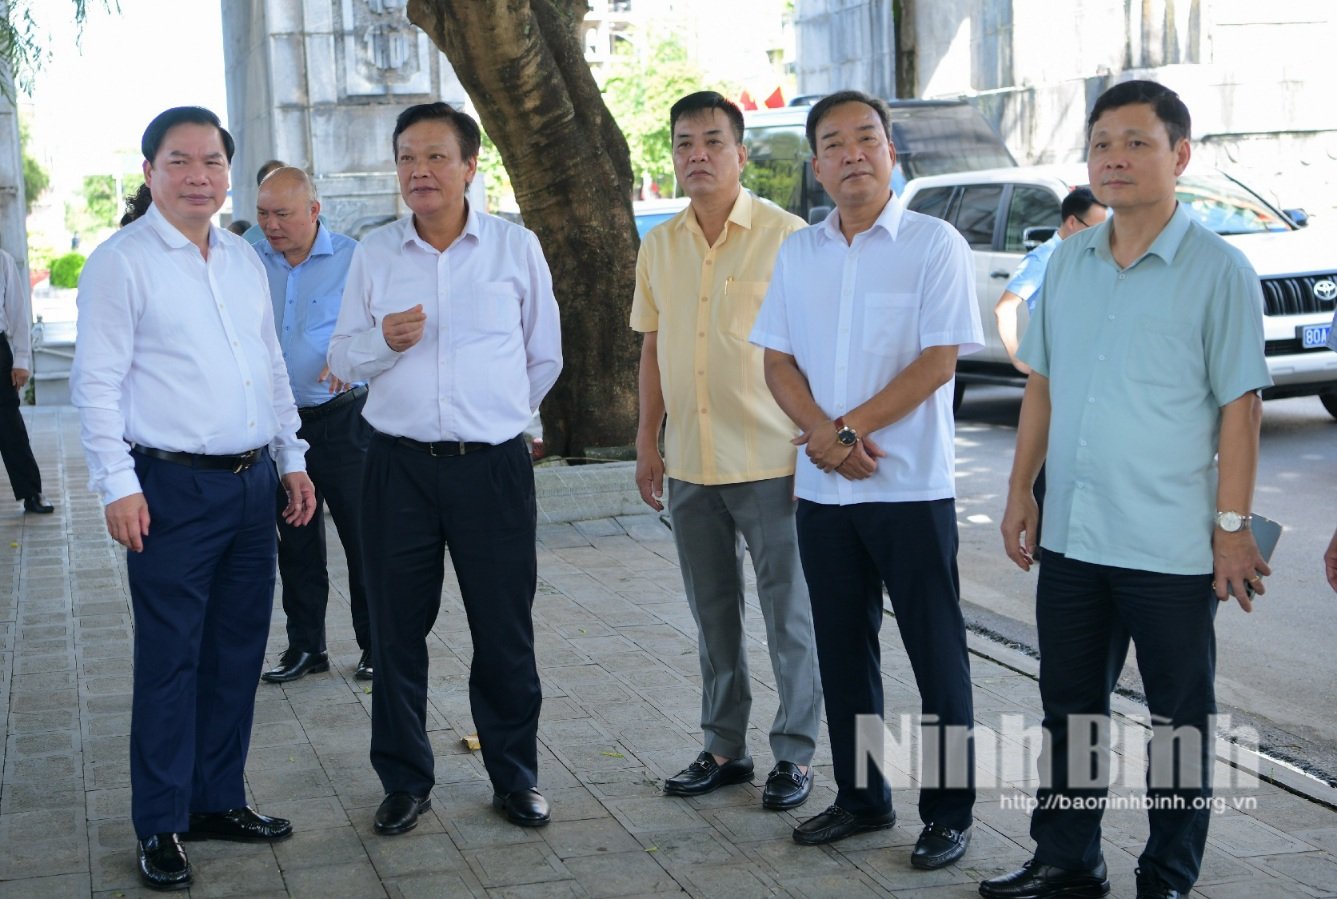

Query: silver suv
[{"left": 900, "top": 165, "right": 1337, "bottom": 416}]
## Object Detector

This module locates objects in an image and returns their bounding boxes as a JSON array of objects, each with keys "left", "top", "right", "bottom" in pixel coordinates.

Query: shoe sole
[
  {"left": 978, "top": 882, "right": 1109, "bottom": 899},
  {"left": 180, "top": 828, "right": 292, "bottom": 844},
  {"left": 260, "top": 661, "right": 330, "bottom": 683},
  {"left": 374, "top": 798, "right": 431, "bottom": 836},
  {"left": 910, "top": 843, "right": 968, "bottom": 869},
  {"left": 492, "top": 795, "right": 551, "bottom": 826},
  {"left": 663, "top": 768, "right": 755, "bottom": 796},
  {"left": 792, "top": 814, "right": 896, "bottom": 845},
  {"left": 355, "top": 670, "right": 373, "bottom": 681},
  {"left": 140, "top": 875, "right": 191, "bottom": 892}
]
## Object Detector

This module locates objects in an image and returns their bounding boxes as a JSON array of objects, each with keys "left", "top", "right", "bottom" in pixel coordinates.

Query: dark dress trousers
[{"left": 0, "top": 332, "right": 42, "bottom": 500}]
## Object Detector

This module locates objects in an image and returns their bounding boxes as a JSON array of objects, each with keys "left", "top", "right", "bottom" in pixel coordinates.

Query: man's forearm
[
  {"left": 763, "top": 349, "right": 825, "bottom": 431},
  {"left": 636, "top": 333, "right": 666, "bottom": 446},
  {"left": 1008, "top": 373, "right": 1052, "bottom": 492},
  {"left": 842, "top": 345, "right": 958, "bottom": 436},
  {"left": 1217, "top": 390, "right": 1262, "bottom": 514}
]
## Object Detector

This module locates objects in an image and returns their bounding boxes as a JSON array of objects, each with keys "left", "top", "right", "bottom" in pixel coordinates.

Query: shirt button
[
  {"left": 1118, "top": 274, "right": 1126, "bottom": 280},
  {"left": 1098, "top": 354, "right": 1106, "bottom": 361},
  {"left": 248, "top": 421, "right": 255, "bottom": 428},
  {"left": 701, "top": 297, "right": 708, "bottom": 303},
  {"left": 1088, "top": 397, "right": 1095, "bottom": 403},
  {"left": 232, "top": 341, "right": 239, "bottom": 347},
  {"left": 698, "top": 331, "right": 705, "bottom": 337},
  {"left": 1107, "top": 314, "right": 1116, "bottom": 320},
  {"left": 700, "top": 408, "right": 708, "bottom": 414},
  {"left": 704, "top": 259, "right": 713, "bottom": 265},
  {"left": 1079, "top": 439, "right": 1087, "bottom": 447},
  {"left": 245, "top": 380, "right": 251, "bottom": 386}
]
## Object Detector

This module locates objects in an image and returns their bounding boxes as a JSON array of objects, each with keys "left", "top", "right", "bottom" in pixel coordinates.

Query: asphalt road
[{"left": 951, "top": 385, "right": 1337, "bottom": 782}]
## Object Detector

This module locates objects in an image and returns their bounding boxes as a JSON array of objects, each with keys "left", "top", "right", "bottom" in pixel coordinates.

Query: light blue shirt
[
  {"left": 1006, "top": 232, "right": 1062, "bottom": 312},
  {"left": 1020, "top": 203, "right": 1271, "bottom": 575},
  {"left": 255, "top": 224, "right": 360, "bottom": 408}
]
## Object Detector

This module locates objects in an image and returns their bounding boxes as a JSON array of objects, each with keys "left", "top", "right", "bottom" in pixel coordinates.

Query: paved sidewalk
[{"left": 2, "top": 407, "right": 1336, "bottom": 898}]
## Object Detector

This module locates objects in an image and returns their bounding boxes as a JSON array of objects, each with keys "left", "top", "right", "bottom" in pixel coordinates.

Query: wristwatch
[
  {"left": 1215, "top": 510, "right": 1252, "bottom": 533},
  {"left": 834, "top": 416, "right": 859, "bottom": 447}
]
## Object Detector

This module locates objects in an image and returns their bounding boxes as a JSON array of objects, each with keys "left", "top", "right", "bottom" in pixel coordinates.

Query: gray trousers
[{"left": 667, "top": 476, "right": 822, "bottom": 764}]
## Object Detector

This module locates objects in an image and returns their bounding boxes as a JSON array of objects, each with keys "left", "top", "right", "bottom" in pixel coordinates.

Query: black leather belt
[
  {"left": 298, "top": 384, "right": 367, "bottom": 421},
  {"left": 132, "top": 445, "right": 267, "bottom": 474},
  {"left": 374, "top": 430, "right": 498, "bottom": 457}
]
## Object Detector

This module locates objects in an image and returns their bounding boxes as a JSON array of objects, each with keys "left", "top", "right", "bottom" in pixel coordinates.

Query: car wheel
[
  {"left": 1321, "top": 390, "right": 1337, "bottom": 420},
  {"left": 953, "top": 380, "right": 966, "bottom": 414}
]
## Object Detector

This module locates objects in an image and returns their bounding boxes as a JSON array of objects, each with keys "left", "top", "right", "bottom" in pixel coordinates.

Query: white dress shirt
[
  {"left": 328, "top": 208, "right": 563, "bottom": 444},
  {"left": 71, "top": 203, "right": 308, "bottom": 505},
  {"left": 750, "top": 196, "right": 983, "bottom": 505},
  {"left": 0, "top": 248, "right": 32, "bottom": 370}
]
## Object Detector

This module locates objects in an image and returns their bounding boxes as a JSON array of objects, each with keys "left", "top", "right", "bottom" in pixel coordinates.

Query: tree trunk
[{"left": 406, "top": 0, "right": 640, "bottom": 458}]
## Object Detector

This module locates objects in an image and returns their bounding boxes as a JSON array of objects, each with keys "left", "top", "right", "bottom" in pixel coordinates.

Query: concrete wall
[
  {"left": 222, "top": 0, "right": 471, "bottom": 234},
  {"left": 793, "top": 0, "right": 896, "bottom": 99},
  {"left": 0, "top": 0, "right": 29, "bottom": 279}
]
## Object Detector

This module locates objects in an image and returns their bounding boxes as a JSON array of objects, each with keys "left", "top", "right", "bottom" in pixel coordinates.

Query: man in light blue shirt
[
  {"left": 985, "top": 82, "right": 1271, "bottom": 899},
  {"left": 994, "top": 187, "right": 1106, "bottom": 373},
  {"left": 253, "top": 167, "right": 373, "bottom": 685}
]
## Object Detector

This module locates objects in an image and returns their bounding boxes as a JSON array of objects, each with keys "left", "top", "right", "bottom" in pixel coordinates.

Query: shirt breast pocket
[
  {"left": 471, "top": 282, "right": 523, "bottom": 335},
  {"left": 1123, "top": 316, "right": 1200, "bottom": 387},
  {"left": 861, "top": 293, "right": 920, "bottom": 356},
  {"left": 723, "top": 280, "right": 769, "bottom": 340}
]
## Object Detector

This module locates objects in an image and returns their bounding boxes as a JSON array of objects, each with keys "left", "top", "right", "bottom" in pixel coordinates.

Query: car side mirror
[
  {"left": 1283, "top": 208, "right": 1309, "bottom": 228},
  {"left": 1022, "top": 226, "right": 1056, "bottom": 249}
]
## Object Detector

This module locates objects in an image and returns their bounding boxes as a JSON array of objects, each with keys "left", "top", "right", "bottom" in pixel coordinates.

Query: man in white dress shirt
[
  {"left": 0, "top": 246, "right": 53, "bottom": 513},
  {"left": 71, "top": 106, "right": 315, "bottom": 893},
  {"left": 328, "top": 102, "right": 562, "bottom": 836},
  {"left": 750, "top": 90, "right": 983, "bottom": 868}
]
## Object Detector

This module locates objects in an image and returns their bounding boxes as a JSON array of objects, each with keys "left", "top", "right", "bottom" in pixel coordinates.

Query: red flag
[
  {"left": 738, "top": 90, "right": 758, "bottom": 111},
  {"left": 763, "top": 86, "right": 784, "bottom": 108}
]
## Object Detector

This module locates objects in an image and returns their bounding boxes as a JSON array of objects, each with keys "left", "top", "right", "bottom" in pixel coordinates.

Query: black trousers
[
  {"left": 275, "top": 390, "right": 371, "bottom": 653},
  {"left": 796, "top": 498, "right": 976, "bottom": 829},
  {"left": 127, "top": 451, "right": 277, "bottom": 838},
  {"left": 1031, "top": 550, "right": 1216, "bottom": 893},
  {"left": 0, "top": 332, "right": 41, "bottom": 500},
  {"left": 362, "top": 432, "right": 540, "bottom": 797}
]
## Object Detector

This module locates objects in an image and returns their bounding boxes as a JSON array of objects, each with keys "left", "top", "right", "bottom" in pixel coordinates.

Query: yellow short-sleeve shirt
[{"left": 630, "top": 190, "right": 806, "bottom": 485}]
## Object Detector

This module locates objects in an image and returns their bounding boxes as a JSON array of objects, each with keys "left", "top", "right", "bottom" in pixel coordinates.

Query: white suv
[{"left": 900, "top": 165, "right": 1337, "bottom": 416}]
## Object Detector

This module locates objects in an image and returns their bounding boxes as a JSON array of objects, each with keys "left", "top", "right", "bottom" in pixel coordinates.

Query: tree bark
[{"left": 406, "top": 0, "right": 640, "bottom": 458}]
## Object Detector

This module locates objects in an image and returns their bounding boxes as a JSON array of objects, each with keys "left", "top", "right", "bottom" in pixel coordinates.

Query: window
[
  {"left": 1004, "top": 187, "right": 1062, "bottom": 252},
  {"left": 953, "top": 186, "right": 1003, "bottom": 248},
  {"left": 906, "top": 186, "right": 955, "bottom": 222}
]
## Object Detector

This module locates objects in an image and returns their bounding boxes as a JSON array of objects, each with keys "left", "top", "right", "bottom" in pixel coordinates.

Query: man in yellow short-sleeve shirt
[{"left": 631, "top": 91, "right": 822, "bottom": 812}]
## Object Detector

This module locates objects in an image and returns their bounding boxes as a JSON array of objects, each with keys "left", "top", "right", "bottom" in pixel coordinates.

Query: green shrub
[{"left": 49, "top": 252, "right": 85, "bottom": 288}]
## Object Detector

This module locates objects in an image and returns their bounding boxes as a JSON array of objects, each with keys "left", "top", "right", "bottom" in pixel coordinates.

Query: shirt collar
[
  {"left": 820, "top": 193, "right": 903, "bottom": 243},
  {"left": 256, "top": 221, "right": 334, "bottom": 268},
  {"left": 1091, "top": 201, "right": 1192, "bottom": 268},
  {"left": 145, "top": 202, "right": 219, "bottom": 252},
  {"left": 401, "top": 202, "right": 480, "bottom": 253},
  {"left": 678, "top": 188, "right": 754, "bottom": 240}
]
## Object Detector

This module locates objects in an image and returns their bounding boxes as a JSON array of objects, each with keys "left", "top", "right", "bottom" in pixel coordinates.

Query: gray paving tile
[{"left": 281, "top": 860, "right": 390, "bottom": 898}]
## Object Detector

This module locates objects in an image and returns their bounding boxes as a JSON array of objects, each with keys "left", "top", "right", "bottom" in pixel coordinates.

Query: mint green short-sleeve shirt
[{"left": 1019, "top": 203, "right": 1271, "bottom": 575}]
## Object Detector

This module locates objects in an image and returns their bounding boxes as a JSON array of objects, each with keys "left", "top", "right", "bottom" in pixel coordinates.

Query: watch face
[
  {"left": 837, "top": 428, "right": 857, "bottom": 447},
  {"left": 1218, "top": 511, "right": 1242, "bottom": 531}
]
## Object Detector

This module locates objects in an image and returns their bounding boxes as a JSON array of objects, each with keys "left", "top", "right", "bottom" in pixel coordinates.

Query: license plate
[{"left": 1300, "top": 323, "right": 1332, "bottom": 349}]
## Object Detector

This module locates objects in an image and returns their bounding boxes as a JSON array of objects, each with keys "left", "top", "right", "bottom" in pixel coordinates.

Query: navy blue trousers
[
  {"left": 276, "top": 391, "right": 371, "bottom": 653},
  {"left": 1031, "top": 551, "right": 1217, "bottom": 893},
  {"left": 362, "top": 433, "right": 540, "bottom": 797},
  {"left": 796, "top": 498, "right": 976, "bottom": 829},
  {"left": 127, "top": 451, "right": 278, "bottom": 839},
  {"left": 0, "top": 332, "right": 41, "bottom": 500}
]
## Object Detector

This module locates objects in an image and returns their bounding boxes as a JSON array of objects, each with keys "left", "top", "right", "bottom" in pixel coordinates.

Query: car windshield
[{"left": 1175, "top": 172, "right": 1292, "bottom": 235}]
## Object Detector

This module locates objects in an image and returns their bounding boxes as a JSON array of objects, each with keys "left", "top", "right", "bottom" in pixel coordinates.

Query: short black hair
[
  {"left": 1061, "top": 186, "right": 1104, "bottom": 222},
  {"left": 1087, "top": 80, "right": 1191, "bottom": 147},
  {"left": 141, "top": 106, "right": 234, "bottom": 163},
  {"left": 669, "top": 91, "right": 745, "bottom": 144},
  {"left": 805, "top": 90, "right": 891, "bottom": 154},
  {"left": 392, "top": 102, "right": 481, "bottom": 160}
]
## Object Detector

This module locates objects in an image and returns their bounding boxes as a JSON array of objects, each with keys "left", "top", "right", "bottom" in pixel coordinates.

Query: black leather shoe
[
  {"left": 792, "top": 804, "right": 896, "bottom": 845},
  {"left": 183, "top": 806, "right": 292, "bottom": 843},
  {"left": 912, "top": 822, "right": 971, "bottom": 869},
  {"left": 663, "top": 751, "right": 754, "bottom": 796},
  {"left": 761, "top": 761, "right": 813, "bottom": 810},
  {"left": 979, "top": 857, "right": 1110, "bottom": 899},
  {"left": 1135, "top": 866, "right": 1181, "bottom": 899},
  {"left": 355, "top": 649, "right": 373, "bottom": 681},
  {"left": 493, "top": 787, "right": 551, "bottom": 826},
  {"left": 260, "top": 648, "right": 329, "bottom": 683},
  {"left": 137, "top": 833, "right": 191, "bottom": 891},
  {"left": 374, "top": 791, "right": 431, "bottom": 835},
  {"left": 23, "top": 493, "right": 53, "bottom": 514}
]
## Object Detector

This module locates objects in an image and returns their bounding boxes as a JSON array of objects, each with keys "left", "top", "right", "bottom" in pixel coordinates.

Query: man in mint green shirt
[{"left": 983, "top": 81, "right": 1271, "bottom": 899}]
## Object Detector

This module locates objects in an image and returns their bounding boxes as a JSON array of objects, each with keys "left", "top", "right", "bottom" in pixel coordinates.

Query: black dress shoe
[
  {"left": 979, "top": 857, "right": 1110, "bottom": 899},
  {"left": 493, "top": 787, "right": 551, "bottom": 826},
  {"left": 761, "top": 761, "right": 813, "bottom": 810},
  {"left": 137, "top": 833, "right": 191, "bottom": 891},
  {"left": 355, "top": 648, "right": 373, "bottom": 680},
  {"left": 663, "top": 751, "right": 754, "bottom": 796},
  {"left": 183, "top": 806, "right": 293, "bottom": 843},
  {"left": 23, "top": 493, "right": 53, "bottom": 514},
  {"left": 374, "top": 791, "right": 431, "bottom": 835},
  {"left": 912, "top": 822, "right": 971, "bottom": 869},
  {"left": 260, "top": 648, "right": 329, "bottom": 683},
  {"left": 1135, "top": 866, "right": 1181, "bottom": 899},
  {"left": 792, "top": 804, "right": 896, "bottom": 845}
]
